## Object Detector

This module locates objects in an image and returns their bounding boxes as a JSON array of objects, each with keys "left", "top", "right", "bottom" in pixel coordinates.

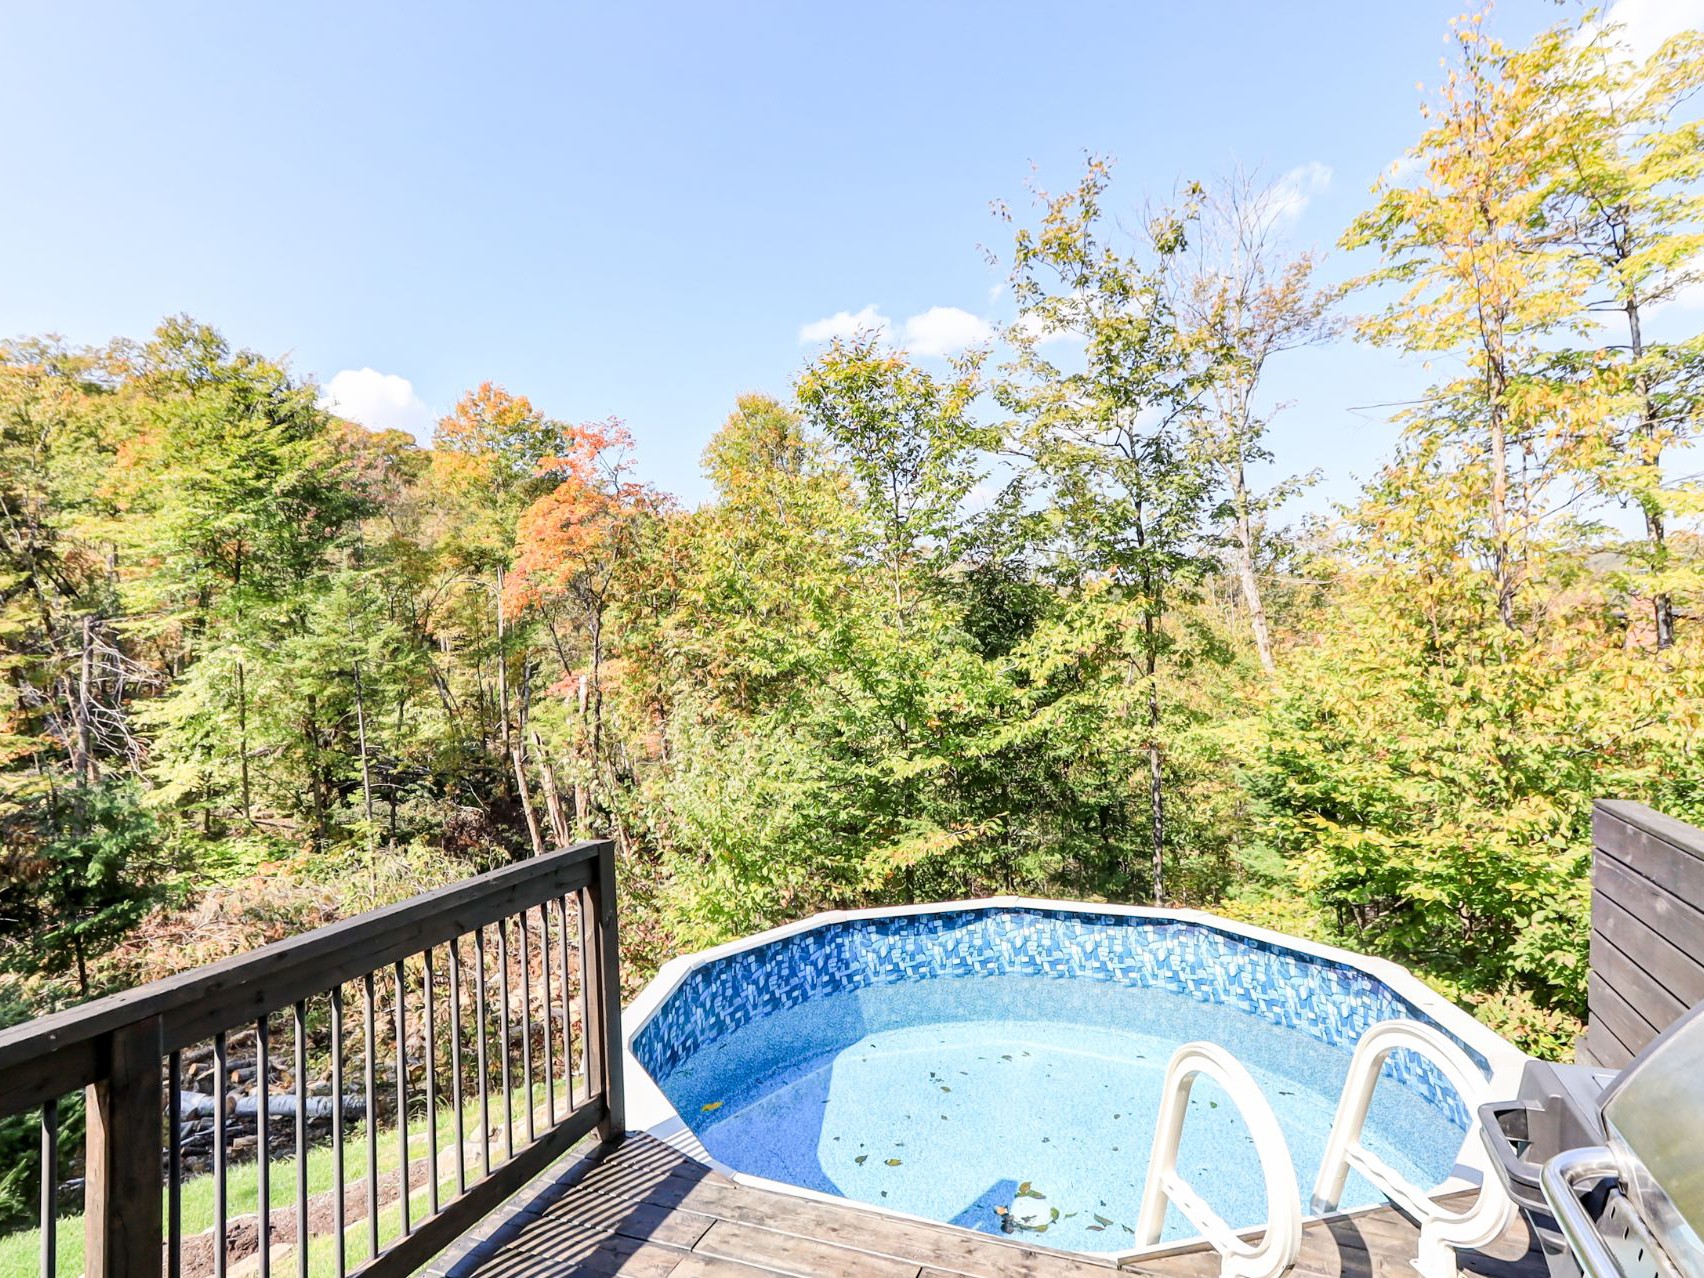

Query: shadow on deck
[{"left": 427, "top": 1133, "right": 1549, "bottom": 1278}]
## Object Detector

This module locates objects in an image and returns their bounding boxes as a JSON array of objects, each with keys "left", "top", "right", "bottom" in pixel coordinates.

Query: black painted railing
[{"left": 0, "top": 838, "right": 625, "bottom": 1278}]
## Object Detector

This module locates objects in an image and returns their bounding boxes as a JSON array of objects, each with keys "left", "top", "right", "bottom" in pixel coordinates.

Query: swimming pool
[{"left": 624, "top": 900, "right": 1523, "bottom": 1258}]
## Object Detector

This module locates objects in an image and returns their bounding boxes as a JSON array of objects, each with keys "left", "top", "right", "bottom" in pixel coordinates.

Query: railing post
[
  {"left": 85, "top": 1014, "right": 164, "bottom": 1278},
  {"left": 588, "top": 840, "right": 625, "bottom": 1142}
]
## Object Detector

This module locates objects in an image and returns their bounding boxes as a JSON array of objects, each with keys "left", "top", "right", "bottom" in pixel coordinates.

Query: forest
[{"left": 2, "top": 6, "right": 1702, "bottom": 1077}]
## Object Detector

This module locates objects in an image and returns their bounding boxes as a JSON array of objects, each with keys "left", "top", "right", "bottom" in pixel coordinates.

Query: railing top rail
[
  {"left": 1593, "top": 799, "right": 1704, "bottom": 859},
  {"left": 0, "top": 838, "right": 611, "bottom": 1113}
]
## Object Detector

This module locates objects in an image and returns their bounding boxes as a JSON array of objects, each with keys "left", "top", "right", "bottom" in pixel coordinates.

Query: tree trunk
[
  {"left": 74, "top": 615, "right": 94, "bottom": 785},
  {"left": 1146, "top": 641, "right": 1165, "bottom": 906},
  {"left": 73, "top": 934, "right": 89, "bottom": 999},
  {"left": 534, "top": 731, "right": 571, "bottom": 847},
  {"left": 1229, "top": 464, "right": 1274, "bottom": 672},
  {"left": 495, "top": 568, "right": 511, "bottom": 764},
  {"left": 1488, "top": 386, "right": 1515, "bottom": 628},
  {"left": 511, "top": 742, "right": 545, "bottom": 857},
  {"left": 574, "top": 674, "right": 590, "bottom": 835},
  {"left": 351, "top": 656, "right": 375, "bottom": 827},
  {"left": 237, "top": 658, "right": 251, "bottom": 821},
  {"left": 1626, "top": 299, "right": 1675, "bottom": 648}
]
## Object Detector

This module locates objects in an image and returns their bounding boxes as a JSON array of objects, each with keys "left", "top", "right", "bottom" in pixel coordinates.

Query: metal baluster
[
  {"left": 331, "top": 985, "right": 346, "bottom": 1278},
  {"left": 169, "top": 1050, "right": 182, "bottom": 1278},
  {"left": 394, "top": 960, "right": 409, "bottom": 1236},
  {"left": 497, "top": 916, "right": 513, "bottom": 1163},
  {"left": 294, "top": 1001, "right": 308, "bottom": 1278},
  {"left": 363, "top": 972, "right": 378, "bottom": 1260},
  {"left": 520, "top": 913, "right": 535, "bottom": 1144},
  {"left": 577, "top": 890, "right": 595, "bottom": 1103},
  {"left": 214, "top": 1031, "right": 229, "bottom": 1278},
  {"left": 40, "top": 1099, "right": 57, "bottom": 1278},
  {"left": 474, "top": 927, "right": 490, "bottom": 1177},
  {"left": 540, "top": 903, "right": 556, "bottom": 1124},
  {"left": 257, "top": 1017, "right": 270, "bottom": 1278},
  {"left": 448, "top": 936, "right": 467, "bottom": 1195},
  {"left": 424, "top": 947, "right": 439, "bottom": 1215},
  {"left": 556, "top": 896, "right": 577, "bottom": 1110}
]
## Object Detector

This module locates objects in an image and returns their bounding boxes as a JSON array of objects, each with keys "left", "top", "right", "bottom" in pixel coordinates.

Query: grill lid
[{"left": 1601, "top": 1001, "right": 1704, "bottom": 1278}]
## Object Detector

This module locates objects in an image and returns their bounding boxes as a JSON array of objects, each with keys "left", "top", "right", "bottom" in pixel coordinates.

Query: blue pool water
[{"left": 633, "top": 910, "right": 1479, "bottom": 1254}]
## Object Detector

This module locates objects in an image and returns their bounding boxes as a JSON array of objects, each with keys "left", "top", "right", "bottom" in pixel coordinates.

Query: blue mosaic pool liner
[{"left": 632, "top": 908, "right": 1486, "bottom": 1127}]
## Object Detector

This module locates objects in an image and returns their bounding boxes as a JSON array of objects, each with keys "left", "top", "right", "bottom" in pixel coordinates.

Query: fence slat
[
  {"left": 84, "top": 1015, "right": 164, "bottom": 1278},
  {"left": 40, "top": 1099, "right": 57, "bottom": 1278},
  {"left": 590, "top": 848, "right": 626, "bottom": 1140}
]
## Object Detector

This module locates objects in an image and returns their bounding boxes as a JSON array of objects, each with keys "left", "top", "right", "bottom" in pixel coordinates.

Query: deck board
[{"left": 439, "top": 1134, "right": 1549, "bottom": 1278}]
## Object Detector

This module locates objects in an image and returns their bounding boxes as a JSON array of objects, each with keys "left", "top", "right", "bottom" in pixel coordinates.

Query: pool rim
[{"left": 620, "top": 896, "right": 1528, "bottom": 1263}]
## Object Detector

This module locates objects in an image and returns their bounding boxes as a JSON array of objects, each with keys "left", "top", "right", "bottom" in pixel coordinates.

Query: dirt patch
[{"left": 174, "top": 1150, "right": 443, "bottom": 1278}]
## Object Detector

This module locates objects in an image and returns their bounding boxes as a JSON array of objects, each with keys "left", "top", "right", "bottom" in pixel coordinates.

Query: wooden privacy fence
[
  {"left": 1586, "top": 800, "right": 1704, "bottom": 1068},
  {"left": 0, "top": 838, "right": 625, "bottom": 1278}
]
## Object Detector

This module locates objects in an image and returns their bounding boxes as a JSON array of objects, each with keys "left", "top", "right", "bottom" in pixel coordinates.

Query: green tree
[
  {"left": 1544, "top": 16, "right": 1704, "bottom": 647},
  {"left": 1343, "top": 14, "right": 1589, "bottom": 630},
  {"left": 0, "top": 779, "right": 167, "bottom": 996},
  {"left": 996, "top": 160, "right": 1222, "bottom": 903}
]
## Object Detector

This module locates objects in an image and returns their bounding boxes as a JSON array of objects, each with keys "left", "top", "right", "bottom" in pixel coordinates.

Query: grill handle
[
  {"left": 1478, "top": 1100, "right": 1546, "bottom": 1198},
  {"left": 1541, "top": 1147, "right": 1622, "bottom": 1278}
]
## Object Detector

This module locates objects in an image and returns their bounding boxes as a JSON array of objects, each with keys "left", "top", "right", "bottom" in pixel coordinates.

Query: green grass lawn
[{"left": 4, "top": 1078, "right": 584, "bottom": 1278}]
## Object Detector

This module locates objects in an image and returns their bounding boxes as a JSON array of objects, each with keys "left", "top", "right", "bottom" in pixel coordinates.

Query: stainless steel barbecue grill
[{"left": 1496, "top": 1001, "right": 1704, "bottom": 1278}]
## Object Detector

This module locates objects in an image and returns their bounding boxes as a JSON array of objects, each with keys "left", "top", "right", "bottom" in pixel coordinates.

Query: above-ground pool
[{"left": 625, "top": 901, "right": 1522, "bottom": 1257}]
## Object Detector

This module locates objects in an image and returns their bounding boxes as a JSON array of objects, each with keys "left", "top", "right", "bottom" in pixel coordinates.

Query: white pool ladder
[
  {"left": 1311, "top": 1019, "right": 1515, "bottom": 1278},
  {"left": 1135, "top": 1041, "right": 1304, "bottom": 1278}
]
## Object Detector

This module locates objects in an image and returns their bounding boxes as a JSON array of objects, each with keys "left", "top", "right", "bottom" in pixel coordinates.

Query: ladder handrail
[
  {"left": 1311, "top": 1018, "right": 1515, "bottom": 1278},
  {"left": 1136, "top": 1041, "right": 1304, "bottom": 1278}
]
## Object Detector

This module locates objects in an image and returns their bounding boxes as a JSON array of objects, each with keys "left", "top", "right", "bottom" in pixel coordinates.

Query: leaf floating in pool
[
  {"left": 885, "top": 1158, "right": 903, "bottom": 1166},
  {"left": 1087, "top": 1225, "right": 1106, "bottom": 1233},
  {"left": 1001, "top": 1054, "right": 1014, "bottom": 1061},
  {"left": 855, "top": 1154, "right": 868, "bottom": 1165},
  {"left": 700, "top": 1101, "right": 723, "bottom": 1113},
  {"left": 1209, "top": 1100, "right": 1219, "bottom": 1109},
  {"left": 1094, "top": 1214, "right": 1114, "bottom": 1227},
  {"left": 940, "top": 1085, "right": 951, "bottom": 1092}
]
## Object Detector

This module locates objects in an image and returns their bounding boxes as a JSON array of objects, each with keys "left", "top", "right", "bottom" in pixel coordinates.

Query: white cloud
[
  {"left": 798, "top": 303, "right": 994, "bottom": 358},
  {"left": 318, "top": 368, "right": 433, "bottom": 440},
  {"left": 799, "top": 304, "right": 890, "bottom": 343},
  {"left": 1012, "top": 311, "right": 1082, "bottom": 347},
  {"left": 900, "top": 306, "right": 993, "bottom": 357},
  {"left": 1263, "top": 161, "right": 1333, "bottom": 224},
  {"left": 1592, "top": 0, "right": 1704, "bottom": 62}
]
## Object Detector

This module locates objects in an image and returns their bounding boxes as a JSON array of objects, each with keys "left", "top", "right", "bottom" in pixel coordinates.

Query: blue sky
[{"left": 2, "top": 0, "right": 1698, "bottom": 514}]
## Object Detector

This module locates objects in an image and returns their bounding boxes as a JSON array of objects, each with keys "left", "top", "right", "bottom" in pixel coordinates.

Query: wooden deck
[{"left": 428, "top": 1133, "right": 1550, "bottom": 1278}]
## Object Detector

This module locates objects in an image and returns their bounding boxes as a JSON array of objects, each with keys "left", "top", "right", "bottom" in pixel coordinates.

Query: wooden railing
[
  {"left": 1586, "top": 801, "right": 1704, "bottom": 1068},
  {"left": 0, "top": 838, "right": 625, "bottom": 1278}
]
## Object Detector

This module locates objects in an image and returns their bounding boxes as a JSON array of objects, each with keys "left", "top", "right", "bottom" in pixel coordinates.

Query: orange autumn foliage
[{"left": 504, "top": 416, "right": 660, "bottom": 615}]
